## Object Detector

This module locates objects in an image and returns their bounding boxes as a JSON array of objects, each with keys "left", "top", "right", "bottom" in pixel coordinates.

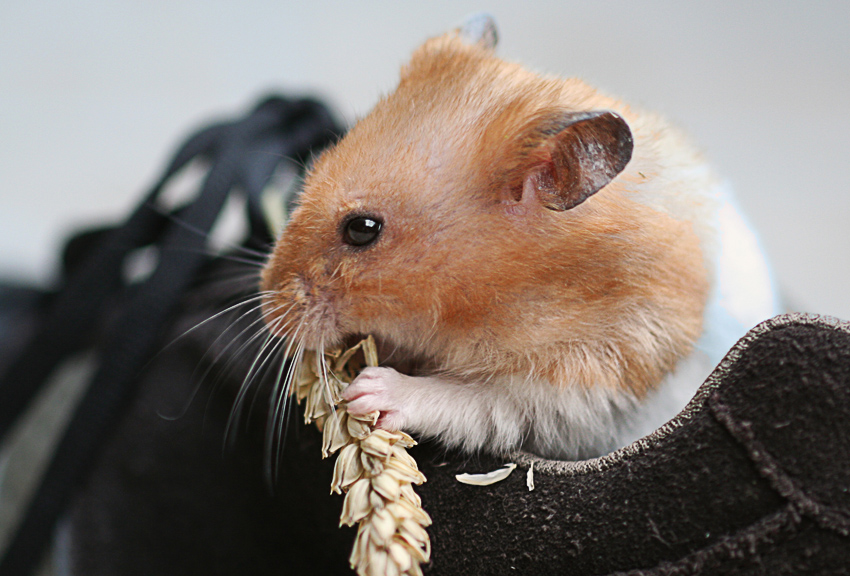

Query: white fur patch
[{"left": 347, "top": 366, "right": 645, "bottom": 459}]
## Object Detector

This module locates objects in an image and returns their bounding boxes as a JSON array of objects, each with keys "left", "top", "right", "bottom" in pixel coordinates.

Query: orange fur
[{"left": 261, "top": 30, "right": 709, "bottom": 402}]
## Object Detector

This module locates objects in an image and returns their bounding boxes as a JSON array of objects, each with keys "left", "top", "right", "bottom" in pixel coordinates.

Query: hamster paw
[{"left": 341, "top": 366, "right": 410, "bottom": 431}]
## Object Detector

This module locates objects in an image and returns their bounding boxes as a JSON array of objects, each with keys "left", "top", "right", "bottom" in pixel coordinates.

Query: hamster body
[{"left": 261, "top": 16, "right": 779, "bottom": 459}]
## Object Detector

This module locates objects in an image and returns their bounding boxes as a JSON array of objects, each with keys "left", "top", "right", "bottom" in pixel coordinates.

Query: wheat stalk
[{"left": 291, "top": 336, "right": 431, "bottom": 576}]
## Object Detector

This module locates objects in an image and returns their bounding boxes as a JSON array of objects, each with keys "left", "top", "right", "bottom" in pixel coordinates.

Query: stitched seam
[
  {"left": 610, "top": 504, "right": 801, "bottom": 576},
  {"left": 710, "top": 393, "right": 850, "bottom": 537}
]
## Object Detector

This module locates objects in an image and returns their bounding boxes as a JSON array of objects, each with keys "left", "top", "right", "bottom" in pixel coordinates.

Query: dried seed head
[
  {"left": 294, "top": 338, "right": 430, "bottom": 576},
  {"left": 371, "top": 473, "right": 402, "bottom": 502},
  {"left": 366, "top": 548, "right": 389, "bottom": 576},
  {"left": 340, "top": 478, "right": 373, "bottom": 526},
  {"left": 331, "top": 443, "right": 365, "bottom": 494},
  {"left": 391, "top": 444, "right": 418, "bottom": 469},
  {"left": 393, "top": 431, "right": 417, "bottom": 449},
  {"left": 369, "top": 489, "right": 386, "bottom": 511},
  {"left": 400, "top": 483, "right": 422, "bottom": 508},
  {"left": 384, "top": 458, "right": 427, "bottom": 486},
  {"left": 321, "top": 412, "right": 342, "bottom": 458},
  {"left": 361, "top": 449, "right": 385, "bottom": 477},
  {"left": 388, "top": 542, "right": 413, "bottom": 572},
  {"left": 346, "top": 414, "right": 373, "bottom": 441},
  {"left": 370, "top": 508, "right": 398, "bottom": 544},
  {"left": 360, "top": 431, "right": 394, "bottom": 460},
  {"left": 362, "top": 335, "right": 379, "bottom": 367}
]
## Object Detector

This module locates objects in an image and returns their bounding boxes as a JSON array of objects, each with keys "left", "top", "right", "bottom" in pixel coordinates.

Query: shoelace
[{"left": 0, "top": 95, "right": 342, "bottom": 576}]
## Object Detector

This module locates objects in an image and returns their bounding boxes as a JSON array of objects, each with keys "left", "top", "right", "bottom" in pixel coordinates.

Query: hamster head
[{"left": 261, "top": 23, "right": 709, "bottom": 398}]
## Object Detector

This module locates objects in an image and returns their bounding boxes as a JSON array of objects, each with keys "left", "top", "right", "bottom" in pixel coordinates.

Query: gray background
[{"left": 2, "top": 1, "right": 848, "bottom": 319}]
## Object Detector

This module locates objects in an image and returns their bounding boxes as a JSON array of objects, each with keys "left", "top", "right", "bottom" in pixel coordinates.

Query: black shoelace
[{"left": 0, "top": 95, "right": 342, "bottom": 576}]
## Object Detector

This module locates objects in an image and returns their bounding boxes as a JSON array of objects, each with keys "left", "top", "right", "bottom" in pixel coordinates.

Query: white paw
[{"left": 341, "top": 366, "right": 409, "bottom": 431}]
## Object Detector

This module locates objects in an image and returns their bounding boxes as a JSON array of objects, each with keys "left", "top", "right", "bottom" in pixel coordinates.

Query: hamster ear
[
  {"left": 458, "top": 13, "right": 498, "bottom": 50},
  {"left": 522, "top": 111, "right": 633, "bottom": 211}
]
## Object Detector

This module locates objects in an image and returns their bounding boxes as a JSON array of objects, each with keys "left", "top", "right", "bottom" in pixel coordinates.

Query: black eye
[{"left": 343, "top": 215, "right": 383, "bottom": 247}]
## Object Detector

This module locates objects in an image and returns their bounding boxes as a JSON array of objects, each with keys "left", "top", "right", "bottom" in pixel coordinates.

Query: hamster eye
[{"left": 342, "top": 215, "right": 383, "bottom": 247}]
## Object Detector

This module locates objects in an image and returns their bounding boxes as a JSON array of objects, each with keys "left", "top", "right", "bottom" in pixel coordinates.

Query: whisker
[
  {"left": 142, "top": 292, "right": 274, "bottom": 391},
  {"left": 192, "top": 272, "right": 263, "bottom": 294},
  {"left": 225, "top": 316, "right": 287, "bottom": 443},
  {"left": 144, "top": 200, "right": 271, "bottom": 261},
  {"left": 223, "top": 303, "right": 300, "bottom": 427},
  {"left": 265, "top": 318, "right": 312, "bottom": 482},
  {"left": 158, "top": 297, "right": 284, "bottom": 422},
  {"left": 157, "top": 245, "right": 267, "bottom": 268},
  {"left": 276, "top": 348, "right": 302, "bottom": 472},
  {"left": 226, "top": 309, "right": 293, "bottom": 405},
  {"left": 190, "top": 299, "right": 291, "bottom": 392},
  {"left": 161, "top": 291, "right": 275, "bottom": 352},
  {"left": 268, "top": 338, "right": 305, "bottom": 484}
]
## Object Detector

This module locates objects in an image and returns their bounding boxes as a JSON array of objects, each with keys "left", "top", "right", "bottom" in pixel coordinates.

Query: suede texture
[{"left": 64, "top": 264, "right": 850, "bottom": 575}]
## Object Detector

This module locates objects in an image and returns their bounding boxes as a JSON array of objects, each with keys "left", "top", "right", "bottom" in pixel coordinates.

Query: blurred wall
[{"left": 1, "top": 1, "right": 848, "bottom": 319}]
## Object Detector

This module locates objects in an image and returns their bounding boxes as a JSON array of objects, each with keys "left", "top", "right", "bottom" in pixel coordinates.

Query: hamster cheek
[{"left": 342, "top": 366, "right": 412, "bottom": 431}]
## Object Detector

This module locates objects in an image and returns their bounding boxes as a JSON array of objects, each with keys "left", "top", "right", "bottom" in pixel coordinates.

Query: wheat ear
[{"left": 292, "top": 336, "right": 431, "bottom": 576}]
